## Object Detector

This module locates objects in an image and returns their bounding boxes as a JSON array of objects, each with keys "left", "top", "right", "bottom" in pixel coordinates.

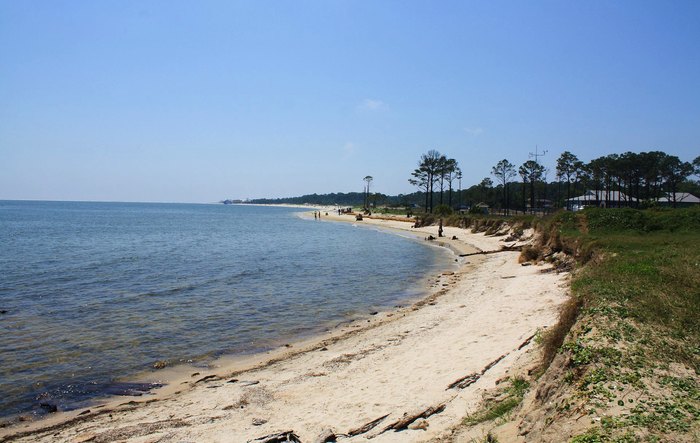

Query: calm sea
[{"left": 0, "top": 201, "right": 453, "bottom": 417}]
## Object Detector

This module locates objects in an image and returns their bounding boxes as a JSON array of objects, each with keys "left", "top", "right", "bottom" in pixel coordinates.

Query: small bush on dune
[
  {"left": 413, "top": 213, "right": 435, "bottom": 227},
  {"left": 540, "top": 295, "right": 583, "bottom": 370},
  {"left": 519, "top": 245, "right": 539, "bottom": 263}
]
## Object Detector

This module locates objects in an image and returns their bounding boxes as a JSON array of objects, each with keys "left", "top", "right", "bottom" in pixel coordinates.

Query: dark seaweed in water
[{"left": 31, "top": 381, "right": 162, "bottom": 416}]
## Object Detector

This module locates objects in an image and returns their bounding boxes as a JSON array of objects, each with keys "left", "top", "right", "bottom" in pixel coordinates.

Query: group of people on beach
[{"left": 313, "top": 211, "right": 322, "bottom": 220}]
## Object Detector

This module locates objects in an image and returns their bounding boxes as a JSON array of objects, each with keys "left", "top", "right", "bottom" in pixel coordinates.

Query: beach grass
[
  {"left": 543, "top": 207, "right": 700, "bottom": 441},
  {"left": 448, "top": 207, "right": 699, "bottom": 441},
  {"left": 463, "top": 377, "right": 530, "bottom": 426}
]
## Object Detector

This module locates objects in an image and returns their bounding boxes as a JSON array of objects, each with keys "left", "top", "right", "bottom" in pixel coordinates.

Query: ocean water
[{"left": 0, "top": 201, "right": 453, "bottom": 417}]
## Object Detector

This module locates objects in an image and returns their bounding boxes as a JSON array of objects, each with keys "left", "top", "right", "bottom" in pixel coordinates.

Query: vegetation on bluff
[{"left": 452, "top": 207, "right": 699, "bottom": 442}]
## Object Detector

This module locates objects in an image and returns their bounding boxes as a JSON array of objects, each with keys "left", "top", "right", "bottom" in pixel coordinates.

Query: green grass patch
[
  {"left": 547, "top": 207, "right": 700, "bottom": 372},
  {"left": 572, "top": 231, "right": 700, "bottom": 369},
  {"left": 464, "top": 377, "right": 530, "bottom": 426},
  {"left": 543, "top": 207, "right": 700, "bottom": 441}
]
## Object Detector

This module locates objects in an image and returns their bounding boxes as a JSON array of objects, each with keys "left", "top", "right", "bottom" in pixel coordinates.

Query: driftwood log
[
  {"left": 194, "top": 375, "right": 220, "bottom": 384},
  {"left": 482, "top": 354, "right": 507, "bottom": 372},
  {"left": 517, "top": 332, "right": 537, "bottom": 350},
  {"left": 459, "top": 245, "right": 522, "bottom": 257},
  {"left": 347, "top": 413, "right": 390, "bottom": 436},
  {"left": 447, "top": 372, "right": 480, "bottom": 390},
  {"left": 446, "top": 353, "right": 508, "bottom": 390},
  {"left": 248, "top": 430, "right": 301, "bottom": 443},
  {"left": 380, "top": 403, "right": 447, "bottom": 433}
]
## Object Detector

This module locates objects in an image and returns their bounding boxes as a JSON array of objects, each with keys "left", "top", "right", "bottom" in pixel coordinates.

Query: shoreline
[
  {"left": 1, "top": 215, "right": 570, "bottom": 442},
  {"left": 0, "top": 206, "right": 444, "bottom": 426},
  {"left": 0, "top": 211, "right": 460, "bottom": 434}
]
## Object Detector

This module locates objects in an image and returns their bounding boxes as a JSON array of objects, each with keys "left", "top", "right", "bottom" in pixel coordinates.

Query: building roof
[
  {"left": 566, "top": 191, "right": 700, "bottom": 204},
  {"left": 566, "top": 190, "right": 637, "bottom": 202},
  {"left": 656, "top": 192, "right": 700, "bottom": 204}
]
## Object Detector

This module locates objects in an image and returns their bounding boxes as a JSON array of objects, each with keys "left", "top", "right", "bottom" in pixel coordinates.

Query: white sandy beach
[{"left": 1, "top": 213, "right": 570, "bottom": 443}]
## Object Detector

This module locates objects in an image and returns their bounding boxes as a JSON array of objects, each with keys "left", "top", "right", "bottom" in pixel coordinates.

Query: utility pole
[{"left": 529, "top": 146, "right": 547, "bottom": 213}]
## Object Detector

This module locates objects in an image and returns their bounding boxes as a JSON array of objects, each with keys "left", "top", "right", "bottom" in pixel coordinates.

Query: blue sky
[{"left": 1, "top": 1, "right": 699, "bottom": 202}]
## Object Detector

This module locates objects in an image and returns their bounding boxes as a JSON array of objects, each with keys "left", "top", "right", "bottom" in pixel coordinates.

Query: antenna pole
[
  {"left": 529, "top": 145, "right": 548, "bottom": 165},
  {"left": 527, "top": 146, "right": 548, "bottom": 214}
]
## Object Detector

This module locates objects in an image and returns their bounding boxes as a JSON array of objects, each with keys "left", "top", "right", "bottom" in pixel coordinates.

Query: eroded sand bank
[{"left": 2, "top": 213, "right": 570, "bottom": 443}]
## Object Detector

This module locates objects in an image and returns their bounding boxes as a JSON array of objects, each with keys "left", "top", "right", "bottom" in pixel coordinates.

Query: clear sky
[{"left": 1, "top": 1, "right": 699, "bottom": 203}]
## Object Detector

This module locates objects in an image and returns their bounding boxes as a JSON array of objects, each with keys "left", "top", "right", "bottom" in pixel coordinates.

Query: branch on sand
[
  {"left": 379, "top": 403, "right": 447, "bottom": 433},
  {"left": 459, "top": 245, "right": 522, "bottom": 257},
  {"left": 346, "top": 413, "right": 390, "bottom": 436},
  {"left": 517, "top": 333, "right": 537, "bottom": 350},
  {"left": 248, "top": 430, "right": 301, "bottom": 443},
  {"left": 447, "top": 353, "right": 508, "bottom": 390}
]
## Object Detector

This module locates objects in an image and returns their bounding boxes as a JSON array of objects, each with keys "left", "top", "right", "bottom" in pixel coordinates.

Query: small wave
[{"left": 140, "top": 284, "right": 197, "bottom": 297}]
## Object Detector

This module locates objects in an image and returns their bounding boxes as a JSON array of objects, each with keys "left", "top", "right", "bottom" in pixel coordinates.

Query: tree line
[
  {"left": 408, "top": 150, "right": 700, "bottom": 213},
  {"left": 242, "top": 150, "right": 699, "bottom": 212},
  {"left": 553, "top": 151, "right": 698, "bottom": 207}
]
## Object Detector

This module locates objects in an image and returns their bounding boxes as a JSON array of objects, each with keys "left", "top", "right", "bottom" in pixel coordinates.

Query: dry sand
[{"left": 1, "top": 213, "right": 570, "bottom": 443}]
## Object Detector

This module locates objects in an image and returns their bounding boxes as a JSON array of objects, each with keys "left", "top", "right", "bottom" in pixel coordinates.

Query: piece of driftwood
[
  {"left": 347, "top": 413, "right": 390, "bottom": 436},
  {"left": 194, "top": 375, "right": 220, "bottom": 384},
  {"left": 381, "top": 403, "right": 447, "bottom": 433},
  {"left": 313, "top": 428, "right": 337, "bottom": 443},
  {"left": 446, "top": 353, "right": 508, "bottom": 390},
  {"left": 446, "top": 372, "right": 480, "bottom": 389},
  {"left": 248, "top": 430, "right": 301, "bottom": 443},
  {"left": 459, "top": 245, "right": 522, "bottom": 257},
  {"left": 482, "top": 354, "right": 507, "bottom": 373},
  {"left": 517, "top": 333, "right": 537, "bottom": 350}
]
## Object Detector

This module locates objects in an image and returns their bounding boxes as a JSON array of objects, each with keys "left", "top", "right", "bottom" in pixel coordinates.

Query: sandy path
[{"left": 1, "top": 214, "right": 569, "bottom": 443}]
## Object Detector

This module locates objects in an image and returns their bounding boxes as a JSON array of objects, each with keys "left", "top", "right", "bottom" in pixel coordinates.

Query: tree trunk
[
  {"left": 424, "top": 187, "right": 429, "bottom": 214},
  {"left": 429, "top": 173, "right": 434, "bottom": 213},
  {"left": 502, "top": 184, "right": 507, "bottom": 216},
  {"left": 505, "top": 184, "right": 509, "bottom": 216}
]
